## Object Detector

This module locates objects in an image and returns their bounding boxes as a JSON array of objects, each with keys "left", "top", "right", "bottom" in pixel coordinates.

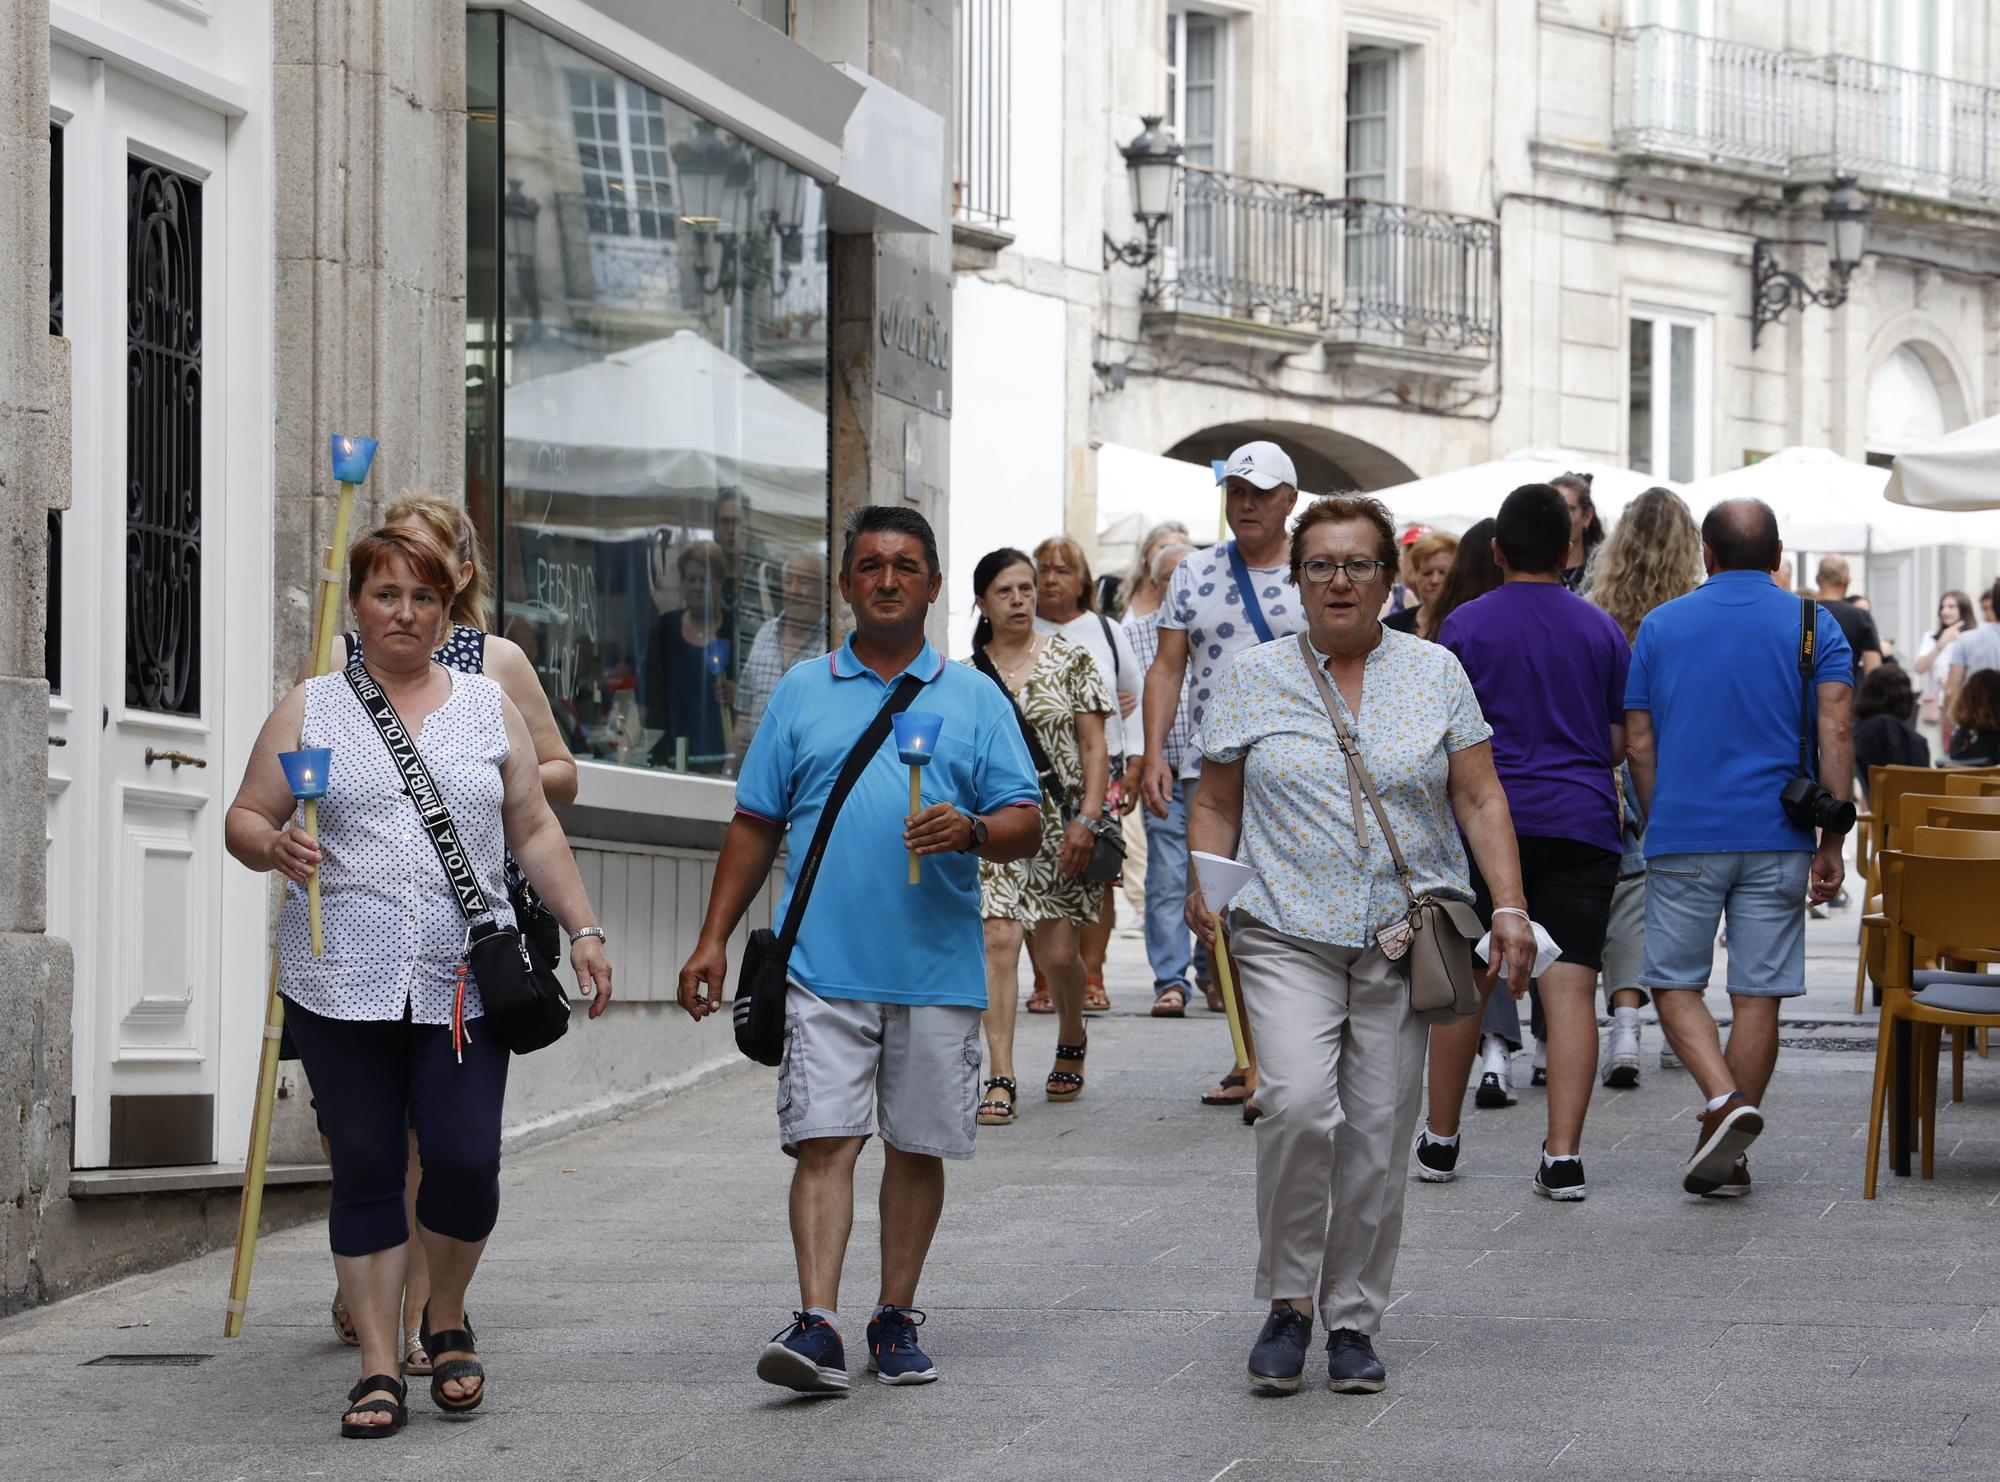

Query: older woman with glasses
[{"left": 1188, "top": 494, "right": 1534, "bottom": 1399}]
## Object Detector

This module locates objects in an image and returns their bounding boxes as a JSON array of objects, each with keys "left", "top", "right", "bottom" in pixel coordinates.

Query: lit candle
[
  {"left": 278, "top": 748, "right": 333, "bottom": 955},
  {"left": 892, "top": 712, "right": 944, "bottom": 885}
]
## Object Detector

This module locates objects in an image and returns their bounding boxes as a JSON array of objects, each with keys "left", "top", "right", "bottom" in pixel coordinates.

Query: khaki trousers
[{"left": 1229, "top": 915, "right": 1427, "bottom": 1334}]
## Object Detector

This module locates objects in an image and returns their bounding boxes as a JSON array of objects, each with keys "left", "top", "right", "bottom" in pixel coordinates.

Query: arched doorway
[
  {"left": 1163, "top": 420, "right": 1419, "bottom": 493},
  {"left": 1866, "top": 341, "right": 1968, "bottom": 462}
]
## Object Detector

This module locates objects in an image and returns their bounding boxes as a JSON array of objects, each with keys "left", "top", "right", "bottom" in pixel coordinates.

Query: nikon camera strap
[{"left": 1796, "top": 595, "right": 1817, "bottom": 780}]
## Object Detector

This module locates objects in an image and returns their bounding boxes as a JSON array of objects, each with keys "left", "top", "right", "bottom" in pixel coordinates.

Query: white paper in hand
[{"left": 1474, "top": 918, "right": 1562, "bottom": 979}]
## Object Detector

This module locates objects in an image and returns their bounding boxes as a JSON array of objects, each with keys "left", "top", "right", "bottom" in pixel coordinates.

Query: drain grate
[{"left": 81, "top": 1353, "right": 212, "bottom": 1367}]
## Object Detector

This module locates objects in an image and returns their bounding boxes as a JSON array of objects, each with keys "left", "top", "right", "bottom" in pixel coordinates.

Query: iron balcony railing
[
  {"left": 1613, "top": 26, "right": 2000, "bottom": 202},
  {"left": 953, "top": 0, "right": 1011, "bottom": 228},
  {"left": 1808, "top": 52, "right": 2000, "bottom": 202},
  {"left": 1155, "top": 165, "right": 1498, "bottom": 351},
  {"left": 1613, "top": 26, "right": 1799, "bottom": 170}
]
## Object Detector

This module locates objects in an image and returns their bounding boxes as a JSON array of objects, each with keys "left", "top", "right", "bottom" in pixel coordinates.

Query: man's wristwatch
[
  {"left": 956, "top": 811, "right": 988, "bottom": 853},
  {"left": 569, "top": 925, "right": 607, "bottom": 947}
]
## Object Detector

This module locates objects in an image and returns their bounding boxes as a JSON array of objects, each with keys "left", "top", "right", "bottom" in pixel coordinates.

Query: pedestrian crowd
[{"left": 239, "top": 432, "right": 1963, "bottom": 1435}]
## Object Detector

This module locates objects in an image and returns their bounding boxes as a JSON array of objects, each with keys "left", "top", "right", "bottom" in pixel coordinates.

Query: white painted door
[{"left": 49, "top": 52, "right": 241, "bottom": 1169}]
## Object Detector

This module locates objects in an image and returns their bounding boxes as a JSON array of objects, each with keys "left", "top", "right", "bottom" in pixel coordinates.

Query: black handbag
[
  {"left": 346, "top": 657, "right": 572, "bottom": 1055},
  {"left": 733, "top": 674, "right": 926, "bottom": 1066}
]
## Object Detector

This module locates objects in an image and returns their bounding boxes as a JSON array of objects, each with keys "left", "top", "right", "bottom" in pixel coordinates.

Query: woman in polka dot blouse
[{"left": 229, "top": 525, "right": 612, "bottom": 1437}]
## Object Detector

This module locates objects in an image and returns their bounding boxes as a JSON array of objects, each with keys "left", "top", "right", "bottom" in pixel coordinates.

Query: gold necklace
[{"left": 990, "top": 634, "right": 1040, "bottom": 690}]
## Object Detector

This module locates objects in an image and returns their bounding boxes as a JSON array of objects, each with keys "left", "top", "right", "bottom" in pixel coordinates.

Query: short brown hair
[
  {"left": 347, "top": 524, "right": 458, "bottom": 607},
  {"left": 1289, "top": 494, "right": 1400, "bottom": 589},
  {"left": 1953, "top": 668, "right": 2000, "bottom": 734},
  {"left": 1033, "top": 535, "right": 1096, "bottom": 612}
]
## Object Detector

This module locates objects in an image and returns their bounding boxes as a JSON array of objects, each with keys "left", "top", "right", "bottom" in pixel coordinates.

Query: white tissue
[{"left": 1474, "top": 919, "right": 1563, "bottom": 979}]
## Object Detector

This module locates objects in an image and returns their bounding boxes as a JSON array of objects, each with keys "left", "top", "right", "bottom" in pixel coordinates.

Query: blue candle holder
[
  {"left": 893, "top": 711, "right": 944, "bottom": 768},
  {"left": 703, "top": 637, "right": 732, "bottom": 676},
  {"left": 328, "top": 434, "right": 380, "bottom": 485},
  {"left": 278, "top": 748, "right": 332, "bottom": 800}
]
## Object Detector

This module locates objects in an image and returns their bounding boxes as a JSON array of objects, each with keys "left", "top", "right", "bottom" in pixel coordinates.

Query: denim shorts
[
  {"left": 777, "top": 984, "right": 984, "bottom": 1160},
  {"left": 1639, "top": 850, "right": 1812, "bottom": 998}
]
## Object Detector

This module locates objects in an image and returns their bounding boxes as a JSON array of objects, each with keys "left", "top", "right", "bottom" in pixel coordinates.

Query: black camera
[{"left": 1780, "top": 775, "right": 1856, "bottom": 836}]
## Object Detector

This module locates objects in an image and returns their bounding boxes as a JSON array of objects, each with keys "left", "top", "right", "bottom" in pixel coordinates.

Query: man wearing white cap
[{"left": 1139, "top": 439, "right": 1307, "bottom": 1113}]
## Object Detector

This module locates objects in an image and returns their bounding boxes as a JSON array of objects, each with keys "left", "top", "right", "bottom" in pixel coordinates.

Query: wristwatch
[
  {"left": 569, "top": 925, "right": 607, "bottom": 947},
  {"left": 956, "top": 811, "right": 988, "bottom": 853}
]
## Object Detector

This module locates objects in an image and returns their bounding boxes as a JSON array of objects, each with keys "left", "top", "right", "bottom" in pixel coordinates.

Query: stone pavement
[{"left": 3, "top": 907, "right": 1999, "bottom": 1481}]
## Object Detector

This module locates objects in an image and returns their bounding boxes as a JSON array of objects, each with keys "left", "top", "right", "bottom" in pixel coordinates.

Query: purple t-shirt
[{"left": 1437, "top": 582, "right": 1631, "bottom": 855}]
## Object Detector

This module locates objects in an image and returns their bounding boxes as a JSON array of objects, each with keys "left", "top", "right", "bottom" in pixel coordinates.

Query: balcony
[
  {"left": 1612, "top": 26, "right": 1798, "bottom": 172},
  {"left": 951, "top": 0, "right": 1014, "bottom": 266},
  {"left": 1145, "top": 165, "right": 1497, "bottom": 374},
  {"left": 1808, "top": 53, "right": 2000, "bottom": 202},
  {"left": 1614, "top": 26, "right": 2000, "bottom": 204}
]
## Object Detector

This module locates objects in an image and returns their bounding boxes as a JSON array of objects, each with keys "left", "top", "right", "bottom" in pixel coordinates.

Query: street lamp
[
  {"left": 675, "top": 121, "right": 753, "bottom": 302},
  {"left": 1751, "top": 176, "right": 1872, "bottom": 349},
  {"left": 1102, "top": 114, "right": 1183, "bottom": 281}
]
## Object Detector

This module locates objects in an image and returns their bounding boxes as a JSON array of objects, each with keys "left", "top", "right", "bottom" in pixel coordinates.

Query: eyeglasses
[{"left": 1301, "top": 558, "right": 1390, "bottom": 586}]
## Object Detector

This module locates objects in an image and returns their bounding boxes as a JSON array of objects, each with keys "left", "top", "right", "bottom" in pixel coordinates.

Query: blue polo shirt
[
  {"left": 1624, "top": 570, "right": 1853, "bottom": 858},
  {"left": 734, "top": 635, "right": 1040, "bottom": 1008}
]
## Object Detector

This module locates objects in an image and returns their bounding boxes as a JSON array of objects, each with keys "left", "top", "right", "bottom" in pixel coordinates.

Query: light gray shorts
[
  {"left": 778, "top": 984, "right": 984, "bottom": 1161},
  {"left": 1599, "top": 874, "right": 1650, "bottom": 1009}
]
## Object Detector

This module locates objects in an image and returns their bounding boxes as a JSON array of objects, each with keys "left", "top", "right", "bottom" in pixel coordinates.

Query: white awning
[
  {"left": 1885, "top": 415, "right": 2000, "bottom": 513},
  {"left": 1682, "top": 446, "right": 2000, "bottom": 551},
  {"left": 1366, "top": 448, "right": 1679, "bottom": 534},
  {"left": 1095, "top": 443, "right": 1229, "bottom": 554}
]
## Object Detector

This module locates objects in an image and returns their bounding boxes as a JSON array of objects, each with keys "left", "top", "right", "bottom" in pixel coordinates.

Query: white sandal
[{"left": 403, "top": 1327, "right": 433, "bottom": 1376}]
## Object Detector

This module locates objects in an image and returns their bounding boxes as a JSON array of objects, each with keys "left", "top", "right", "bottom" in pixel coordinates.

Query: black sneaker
[
  {"left": 1412, "top": 1129, "right": 1460, "bottom": 1183},
  {"left": 1326, "top": 1329, "right": 1387, "bottom": 1393},
  {"left": 1534, "top": 1149, "right": 1587, "bottom": 1202},
  {"left": 1246, "top": 1306, "right": 1313, "bottom": 1393}
]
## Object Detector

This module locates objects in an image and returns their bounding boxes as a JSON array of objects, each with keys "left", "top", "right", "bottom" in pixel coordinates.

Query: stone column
[
  {"left": 823, "top": 0, "right": 955, "bottom": 644},
  {"left": 271, "top": 0, "right": 467, "bottom": 686},
  {"left": 0, "top": 0, "right": 78, "bottom": 1316}
]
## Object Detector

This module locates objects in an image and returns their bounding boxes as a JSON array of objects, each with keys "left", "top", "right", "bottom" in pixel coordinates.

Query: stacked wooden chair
[{"left": 1861, "top": 787, "right": 2000, "bottom": 1197}]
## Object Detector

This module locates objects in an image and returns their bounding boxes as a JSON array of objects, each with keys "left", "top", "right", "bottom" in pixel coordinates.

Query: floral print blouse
[{"left": 1199, "top": 629, "right": 1492, "bottom": 948}]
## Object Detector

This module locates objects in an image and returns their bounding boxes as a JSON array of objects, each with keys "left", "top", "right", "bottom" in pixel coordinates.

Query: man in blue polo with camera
[
  {"left": 1624, "top": 497, "right": 1853, "bottom": 1201},
  {"left": 676, "top": 506, "right": 1040, "bottom": 1396}
]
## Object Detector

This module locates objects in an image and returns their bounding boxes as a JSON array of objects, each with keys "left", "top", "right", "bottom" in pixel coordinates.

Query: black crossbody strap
[
  {"left": 345, "top": 658, "right": 492, "bottom": 923},
  {"left": 971, "top": 648, "right": 1069, "bottom": 814},
  {"left": 776, "top": 673, "right": 926, "bottom": 954},
  {"left": 1798, "top": 595, "right": 1817, "bottom": 779}
]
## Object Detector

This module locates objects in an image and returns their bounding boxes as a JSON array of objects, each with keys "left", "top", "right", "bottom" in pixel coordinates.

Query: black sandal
[
  {"left": 976, "top": 1076, "right": 1018, "bottom": 1126},
  {"left": 421, "top": 1304, "right": 485, "bottom": 1415},
  {"left": 1201, "top": 1070, "right": 1250, "bottom": 1107},
  {"left": 1047, "top": 1038, "right": 1087, "bottom": 1102},
  {"left": 339, "top": 1373, "right": 407, "bottom": 1439}
]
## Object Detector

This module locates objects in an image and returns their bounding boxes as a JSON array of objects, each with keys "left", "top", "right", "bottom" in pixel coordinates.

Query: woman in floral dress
[{"left": 967, "top": 548, "right": 1112, "bottom": 1122}]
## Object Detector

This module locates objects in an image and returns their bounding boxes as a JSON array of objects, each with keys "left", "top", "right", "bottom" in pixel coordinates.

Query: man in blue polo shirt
[
  {"left": 1625, "top": 497, "right": 1853, "bottom": 1201},
  {"left": 677, "top": 506, "right": 1040, "bottom": 1396}
]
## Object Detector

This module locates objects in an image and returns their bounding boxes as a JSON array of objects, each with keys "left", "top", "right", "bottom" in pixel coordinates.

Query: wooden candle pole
[
  {"left": 225, "top": 480, "right": 355, "bottom": 1337},
  {"left": 908, "top": 766, "right": 922, "bottom": 884},
  {"left": 1211, "top": 913, "right": 1250, "bottom": 1070}
]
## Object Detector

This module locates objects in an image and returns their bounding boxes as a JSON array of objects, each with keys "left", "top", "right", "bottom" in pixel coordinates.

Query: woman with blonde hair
[
  {"left": 1116, "top": 520, "right": 1193, "bottom": 621},
  {"left": 1588, "top": 486, "right": 1704, "bottom": 1085},
  {"left": 1032, "top": 534, "right": 1141, "bottom": 1013},
  {"left": 297, "top": 494, "right": 577, "bottom": 1374},
  {"left": 1383, "top": 530, "right": 1459, "bottom": 640}
]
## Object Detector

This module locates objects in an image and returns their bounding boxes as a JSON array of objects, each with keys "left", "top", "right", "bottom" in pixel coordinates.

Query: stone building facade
[
  {"left": 946, "top": 0, "right": 2000, "bottom": 655},
  {"left": 1, "top": 0, "right": 952, "bottom": 1313}
]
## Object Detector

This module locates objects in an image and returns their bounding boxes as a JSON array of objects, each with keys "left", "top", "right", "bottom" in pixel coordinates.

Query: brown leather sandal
[
  {"left": 1151, "top": 987, "right": 1187, "bottom": 1018},
  {"left": 1201, "top": 1069, "right": 1252, "bottom": 1106}
]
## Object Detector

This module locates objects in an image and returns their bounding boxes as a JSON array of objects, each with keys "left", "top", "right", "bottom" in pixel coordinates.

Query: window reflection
[{"left": 488, "top": 21, "right": 831, "bottom": 778}]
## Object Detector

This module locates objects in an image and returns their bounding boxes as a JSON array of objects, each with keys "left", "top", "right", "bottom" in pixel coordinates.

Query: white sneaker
[
  {"left": 1659, "top": 1041, "right": 1683, "bottom": 1071},
  {"left": 1602, "top": 1024, "right": 1641, "bottom": 1089},
  {"left": 1473, "top": 1036, "right": 1516, "bottom": 1108},
  {"left": 1530, "top": 1037, "right": 1549, "bottom": 1088}
]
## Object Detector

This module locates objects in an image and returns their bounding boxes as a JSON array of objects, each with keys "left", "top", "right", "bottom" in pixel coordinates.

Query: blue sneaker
[
  {"left": 865, "top": 1306, "right": 939, "bottom": 1386},
  {"left": 757, "top": 1312, "right": 849, "bottom": 1394}
]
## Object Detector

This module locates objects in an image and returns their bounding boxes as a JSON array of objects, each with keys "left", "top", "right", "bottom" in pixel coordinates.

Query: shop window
[{"left": 467, "top": 17, "right": 831, "bottom": 781}]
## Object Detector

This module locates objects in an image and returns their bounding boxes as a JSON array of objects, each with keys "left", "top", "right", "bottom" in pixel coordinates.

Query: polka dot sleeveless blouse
[{"left": 277, "top": 666, "right": 516, "bottom": 1024}]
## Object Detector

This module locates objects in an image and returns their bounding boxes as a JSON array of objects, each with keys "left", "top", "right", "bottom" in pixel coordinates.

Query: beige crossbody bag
[{"left": 1296, "top": 633, "right": 1483, "bottom": 1026}]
